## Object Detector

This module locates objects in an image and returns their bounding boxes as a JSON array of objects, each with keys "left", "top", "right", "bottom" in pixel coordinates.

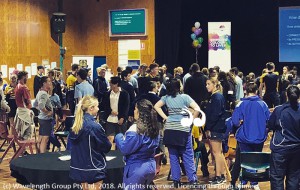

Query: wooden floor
[{"left": 0, "top": 137, "right": 271, "bottom": 190}]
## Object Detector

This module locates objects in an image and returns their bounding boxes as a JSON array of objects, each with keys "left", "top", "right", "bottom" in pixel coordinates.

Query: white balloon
[
  {"left": 180, "top": 108, "right": 193, "bottom": 127},
  {"left": 194, "top": 22, "right": 201, "bottom": 29},
  {"left": 193, "top": 109, "right": 206, "bottom": 127}
]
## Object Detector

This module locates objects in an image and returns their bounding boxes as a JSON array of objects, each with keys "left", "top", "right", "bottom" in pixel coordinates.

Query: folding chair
[
  {"left": 54, "top": 115, "right": 74, "bottom": 148},
  {"left": 9, "top": 123, "right": 37, "bottom": 163},
  {"left": 154, "top": 153, "right": 164, "bottom": 176},
  {"left": 0, "top": 121, "right": 16, "bottom": 163},
  {"left": 55, "top": 109, "right": 72, "bottom": 132},
  {"left": 239, "top": 152, "right": 271, "bottom": 187}
]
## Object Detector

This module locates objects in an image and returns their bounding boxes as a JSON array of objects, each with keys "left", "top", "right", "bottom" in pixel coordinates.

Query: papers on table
[
  {"left": 106, "top": 156, "right": 116, "bottom": 161},
  {"left": 58, "top": 155, "right": 71, "bottom": 161},
  {"left": 57, "top": 155, "right": 116, "bottom": 161}
]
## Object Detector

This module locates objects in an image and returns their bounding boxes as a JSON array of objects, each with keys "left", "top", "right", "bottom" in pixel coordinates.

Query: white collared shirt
[{"left": 107, "top": 88, "right": 121, "bottom": 123}]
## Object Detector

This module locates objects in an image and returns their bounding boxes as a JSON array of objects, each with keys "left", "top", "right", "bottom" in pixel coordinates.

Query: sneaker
[
  {"left": 210, "top": 176, "right": 225, "bottom": 185},
  {"left": 221, "top": 174, "right": 226, "bottom": 183},
  {"left": 208, "top": 176, "right": 217, "bottom": 183},
  {"left": 252, "top": 184, "right": 260, "bottom": 190}
]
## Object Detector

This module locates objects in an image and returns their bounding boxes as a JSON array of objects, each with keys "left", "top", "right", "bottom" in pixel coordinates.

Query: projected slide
[
  {"left": 109, "top": 9, "right": 146, "bottom": 37},
  {"left": 279, "top": 7, "right": 300, "bottom": 62}
]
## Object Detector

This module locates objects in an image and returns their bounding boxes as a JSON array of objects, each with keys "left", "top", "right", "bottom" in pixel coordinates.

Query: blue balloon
[{"left": 191, "top": 33, "right": 196, "bottom": 40}]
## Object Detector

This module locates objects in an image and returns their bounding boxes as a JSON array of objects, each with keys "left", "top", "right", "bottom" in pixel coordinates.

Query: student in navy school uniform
[
  {"left": 268, "top": 85, "right": 300, "bottom": 190},
  {"left": 115, "top": 99, "right": 159, "bottom": 190},
  {"left": 69, "top": 96, "right": 111, "bottom": 190},
  {"left": 204, "top": 77, "right": 227, "bottom": 185}
]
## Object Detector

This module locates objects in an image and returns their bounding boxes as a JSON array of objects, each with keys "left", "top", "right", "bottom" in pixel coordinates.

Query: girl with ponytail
[
  {"left": 269, "top": 85, "right": 300, "bottom": 190},
  {"left": 115, "top": 99, "right": 159, "bottom": 190},
  {"left": 69, "top": 96, "right": 111, "bottom": 190},
  {"left": 204, "top": 77, "right": 227, "bottom": 185}
]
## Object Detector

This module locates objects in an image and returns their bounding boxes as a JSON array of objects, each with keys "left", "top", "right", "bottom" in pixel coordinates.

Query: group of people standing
[{"left": 0, "top": 61, "right": 299, "bottom": 190}]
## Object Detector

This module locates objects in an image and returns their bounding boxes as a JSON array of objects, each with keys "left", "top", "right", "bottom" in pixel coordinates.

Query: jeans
[{"left": 168, "top": 135, "right": 198, "bottom": 182}]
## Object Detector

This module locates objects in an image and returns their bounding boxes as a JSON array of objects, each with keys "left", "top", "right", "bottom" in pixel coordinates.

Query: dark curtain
[
  {"left": 155, "top": 0, "right": 182, "bottom": 73},
  {"left": 155, "top": 0, "right": 300, "bottom": 76}
]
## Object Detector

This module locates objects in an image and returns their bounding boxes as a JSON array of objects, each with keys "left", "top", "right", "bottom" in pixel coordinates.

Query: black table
[{"left": 10, "top": 150, "right": 124, "bottom": 190}]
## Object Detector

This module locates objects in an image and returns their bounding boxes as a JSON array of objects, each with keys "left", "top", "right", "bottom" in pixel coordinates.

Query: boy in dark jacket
[{"left": 103, "top": 77, "right": 130, "bottom": 148}]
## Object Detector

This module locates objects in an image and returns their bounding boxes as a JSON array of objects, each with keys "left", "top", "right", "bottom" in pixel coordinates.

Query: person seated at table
[
  {"left": 115, "top": 99, "right": 159, "bottom": 190},
  {"left": 69, "top": 96, "right": 112, "bottom": 190}
]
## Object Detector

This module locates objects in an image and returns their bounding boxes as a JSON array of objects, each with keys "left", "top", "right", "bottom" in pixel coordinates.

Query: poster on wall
[
  {"left": 31, "top": 63, "right": 37, "bottom": 75},
  {"left": 25, "top": 66, "right": 31, "bottom": 79},
  {"left": 72, "top": 56, "right": 94, "bottom": 80},
  {"left": 42, "top": 59, "right": 49, "bottom": 66},
  {"left": 44, "top": 65, "right": 51, "bottom": 75},
  {"left": 17, "top": 64, "right": 23, "bottom": 71},
  {"left": 1, "top": 65, "right": 8, "bottom": 78},
  {"left": 208, "top": 22, "right": 231, "bottom": 72},
  {"left": 118, "top": 40, "right": 141, "bottom": 69},
  {"left": 9, "top": 68, "right": 15, "bottom": 77},
  {"left": 51, "top": 62, "right": 57, "bottom": 69}
]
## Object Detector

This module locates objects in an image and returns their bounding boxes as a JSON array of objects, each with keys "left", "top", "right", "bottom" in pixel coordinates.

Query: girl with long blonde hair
[
  {"left": 69, "top": 96, "right": 111, "bottom": 190},
  {"left": 204, "top": 77, "right": 227, "bottom": 185}
]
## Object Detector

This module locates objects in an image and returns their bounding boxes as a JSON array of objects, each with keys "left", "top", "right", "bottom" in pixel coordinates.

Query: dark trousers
[
  {"left": 66, "top": 90, "right": 75, "bottom": 115},
  {"left": 230, "top": 142, "right": 264, "bottom": 185},
  {"left": 270, "top": 150, "right": 300, "bottom": 190},
  {"left": 280, "top": 91, "right": 287, "bottom": 104},
  {"left": 194, "top": 141, "right": 209, "bottom": 171},
  {"left": 46, "top": 133, "right": 61, "bottom": 150},
  {"left": 263, "top": 92, "right": 280, "bottom": 108}
]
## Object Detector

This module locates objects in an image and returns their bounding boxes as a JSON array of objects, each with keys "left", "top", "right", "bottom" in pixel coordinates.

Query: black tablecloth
[{"left": 10, "top": 150, "right": 124, "bottom": 190}]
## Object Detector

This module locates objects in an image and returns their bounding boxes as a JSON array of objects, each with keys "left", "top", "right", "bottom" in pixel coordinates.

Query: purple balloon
[
  {"left": 197, "top": 44, "right": 202, "bottom": 48},
  {"left": 198, "top": 28, "right": 202, "bottom": 35},
  {"left": 194, "top": 29, "right": 200, "bottom": 36}
]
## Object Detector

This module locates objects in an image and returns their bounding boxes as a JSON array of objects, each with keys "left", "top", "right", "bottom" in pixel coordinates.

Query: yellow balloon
[{"left": 193, "top": 40, "right": 199, "bottom": 47}]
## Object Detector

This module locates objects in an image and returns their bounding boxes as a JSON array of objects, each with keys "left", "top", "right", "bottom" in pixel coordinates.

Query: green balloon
[{"left": 198, "top": 37, "right": 203, "bottom": 44}]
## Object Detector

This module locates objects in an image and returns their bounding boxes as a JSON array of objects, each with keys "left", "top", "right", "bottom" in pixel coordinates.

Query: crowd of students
[{"left": 0, "top": 61, "right": 299, "bottom": 190}]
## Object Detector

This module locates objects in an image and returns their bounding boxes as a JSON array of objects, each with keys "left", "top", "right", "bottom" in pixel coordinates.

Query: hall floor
[{"left": 0, "top": 138, "right": 271, "bottom": 190}]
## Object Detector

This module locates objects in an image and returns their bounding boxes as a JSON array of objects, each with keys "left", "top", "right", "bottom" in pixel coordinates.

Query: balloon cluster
[{"left": 191, "top": 22, "right": 203, "bottom": 48}]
